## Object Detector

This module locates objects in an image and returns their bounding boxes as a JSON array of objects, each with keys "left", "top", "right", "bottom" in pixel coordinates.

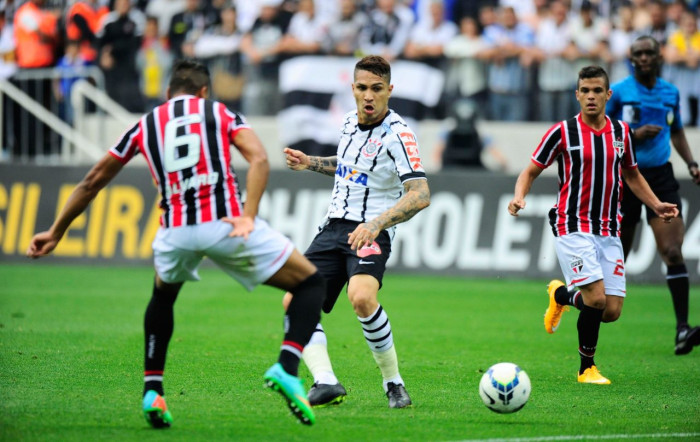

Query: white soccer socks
[
  {"left": 358, "top": 305, "right": 404, "bottom": 392},
  {"left": 302, "top": 324, "right": 339, "bottom": 385}
]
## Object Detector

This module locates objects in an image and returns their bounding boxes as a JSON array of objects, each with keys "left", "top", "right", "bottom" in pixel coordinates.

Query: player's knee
[
  {"left": 347, "top": 290, "right": 375, "bottom": 313},
  {"left": 602, "top": 308, "right": 621, "bottom": 323},
  {"left": 586, "top": 296, "right": 606, "bottom": 310},
  {"left": 660, "top": 244, "right": 683, "bottom": 265}
]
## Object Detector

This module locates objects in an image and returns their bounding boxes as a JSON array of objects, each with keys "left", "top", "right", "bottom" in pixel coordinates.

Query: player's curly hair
[
  {"left": 354, "top": 55, "right": 391, "bottom": 84},
  {"left": 577, "top": 65, "right": 609, "bottom": 90},
  {"left": 169, "top": 59, "right": 211, "bottom": 95}
]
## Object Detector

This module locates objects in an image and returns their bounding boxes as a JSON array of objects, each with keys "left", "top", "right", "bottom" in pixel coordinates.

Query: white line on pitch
[{"left": 454, "top": 433, "right": 700, "bottom": 442}]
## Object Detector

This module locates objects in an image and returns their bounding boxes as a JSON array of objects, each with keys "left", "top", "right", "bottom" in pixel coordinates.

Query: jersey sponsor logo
[
  {"left": 613, "top": 138, "right": 625, "bottom": 158},
  {"left": 622, "top": 105, "right": 639, "bottom": 124},
  {"left": 666, "top": 110, "right": 674, "bottom": 126},
  {"left": 362, "top": 138, "right": 382, "bottom": 158},
  {"left": 165, "top": 172, "right": 220, "bottom": 198},
  {"left": 335, "top": 164, "right": 368, "bottom": 186},
  {"left": 399, "top": 131, "right": 423, "bottom": 171},
  {"left": 570, "top": 256, "right": 583, "bottom": 274},
  {"left": 357, "top": 241, "right": 381, "bottom": 258}
]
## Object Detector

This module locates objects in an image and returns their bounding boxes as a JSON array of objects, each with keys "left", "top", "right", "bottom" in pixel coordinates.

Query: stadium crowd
[{"left": 2, "top": 0, "right": 700, "bottom": 125}]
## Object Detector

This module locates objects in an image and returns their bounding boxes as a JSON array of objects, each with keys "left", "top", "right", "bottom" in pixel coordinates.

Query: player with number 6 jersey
[{"left": 27, "top": 60, "right": 327, "bottom": 428}]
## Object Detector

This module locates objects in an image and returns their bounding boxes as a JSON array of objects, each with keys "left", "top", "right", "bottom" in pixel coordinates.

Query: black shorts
[
  {"left": 621, "top": 162, "right": 683, "bottom": 225},
  {"left": 304, "top": 218, "right": 392, "bottom": 313}
]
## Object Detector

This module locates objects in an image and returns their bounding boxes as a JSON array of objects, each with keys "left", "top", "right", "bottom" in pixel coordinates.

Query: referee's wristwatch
[{"left": 689, "top": 161, "right": 699, "bottom": 171}]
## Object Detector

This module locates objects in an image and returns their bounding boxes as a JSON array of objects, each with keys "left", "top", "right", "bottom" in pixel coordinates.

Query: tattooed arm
[
  {"left": 283, "top": 147, "right": 337, "bottom": 176},
  {"left": 348, "top": 178, "right": 431, "bottom": 251}
]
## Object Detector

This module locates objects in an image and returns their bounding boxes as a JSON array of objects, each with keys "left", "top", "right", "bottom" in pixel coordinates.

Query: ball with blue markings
[{"left": 479, "top": 362, "right": 531, "bottom": 413}]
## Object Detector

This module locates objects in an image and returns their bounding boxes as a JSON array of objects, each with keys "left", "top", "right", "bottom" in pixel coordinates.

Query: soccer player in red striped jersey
[
  {"left": 26, "top": 60, "right": 326, "bottom": 426},
  {"left": 508, "top": 66, "right": 679, "bottom": 384}
]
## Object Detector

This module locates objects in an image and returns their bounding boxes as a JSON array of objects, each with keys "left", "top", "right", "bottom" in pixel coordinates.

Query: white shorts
[
  {"left": 554, "top": 232, "right": 627, "bottom": 297},
  {"left": 152, "top": 218, "right": 294, "bottom": 291}
]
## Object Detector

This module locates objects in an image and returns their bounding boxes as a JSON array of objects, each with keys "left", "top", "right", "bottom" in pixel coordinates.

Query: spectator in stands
[
  {"left": 520, "top": 0, "right": 550, "bottom": 31},
  {"left": 168, "top": 0, "right": 208, "bottom": 60},
  {"left": 665, "top": 10, "right": 700, "bottom": 126},
  {"left": 65, "top": 0, "right": 109, "bottom": 65},
  {"left": 278, "top": 0, "right": 327, "bottom": 58},
  {"left": 12, "top": 0, "right": 59, "bottom": 158},
  {"left": 97, "top": 0, "right": 145, "bottom": 113},
  {"left": 325, "top": 0, "right": 366, "bottom": 56},
  {"left": 54, "top": 40, "right": 89, "bottom": 125},
  {"left": 569, "top": 0, "right": 611, "bottom": 75},
  {"left": 404, "top": 0, "right": 458, "bottom": 68},
  {"left": 482, "top": 6, "right": 534, "bottom": 121},
  {"left": 0, "top": 9, "right": 16, "bottom": 80},
  {"left": 358, "top": 0, "right": 414, "bottom": 61},
  {"left": 637, "top": 0, "right": 673, "bottom": 47},
  {"left": 137, "top": 16, "right": 172, "bottom": 112},
  {"left": 145, "top": 0, "right": 185, "bottom": 37},
  {"left": 451, "top": 0, "right": 497, "bottom": 25},
  {"left": 0, "top": 8, "right": 17, "bottom": 160},
  {"left": 191, "top": 4, "right": 244, "bottom": 110},
  {"left": 530, "top": 0, "right": 577, "bottom": 122},
  {"left": 443, "top": 16, "right": 489, "bottom": 111},
  {"left": 240, "top": 0, "right": 289, "bottom": 115},
  {"left": 608, "top": 4, "right": 636, "bottom": 84}
]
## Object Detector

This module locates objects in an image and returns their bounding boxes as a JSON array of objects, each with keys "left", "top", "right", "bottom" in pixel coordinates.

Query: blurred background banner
[
  {"left": 278, "top": 56, "right": 445, "bottom": 155},
  {"left": 2, "top": 164, "right": 698, "bottom": 283}
]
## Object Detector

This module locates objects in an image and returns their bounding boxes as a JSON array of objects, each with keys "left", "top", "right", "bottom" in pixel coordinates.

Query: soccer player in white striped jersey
[
  {"left": 282, "top": 55, "right": 430, "bottom": 408},
  {"left": 508, "top": 66, "right": 678, "bottom": 384}
]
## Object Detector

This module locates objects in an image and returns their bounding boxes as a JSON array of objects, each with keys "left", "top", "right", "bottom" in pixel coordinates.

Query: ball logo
[
  {"left": 362, "top": 139, "right": 381, "bottom": 158},
  {"left": 570, "top": 256, "right": 584, "bottom": 274}
]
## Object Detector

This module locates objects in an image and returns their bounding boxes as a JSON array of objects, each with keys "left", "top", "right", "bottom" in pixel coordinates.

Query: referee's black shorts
[
  {"left": 621, "top": 162, "right": 683, "bottom": 225},
  {"left": 304, "top": 218, "right": 392, "bottom": 313}
]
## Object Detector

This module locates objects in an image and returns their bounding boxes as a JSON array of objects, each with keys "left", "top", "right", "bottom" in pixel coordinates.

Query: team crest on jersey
[
  {"left": 613, "top": 138, "right": 625, "bottom": 158},
  {"left": 362, "top": 138, "right": 382, "bottom": 158},
  {"left": 570, "top": 256, "right": 584, "bottom": 274}
]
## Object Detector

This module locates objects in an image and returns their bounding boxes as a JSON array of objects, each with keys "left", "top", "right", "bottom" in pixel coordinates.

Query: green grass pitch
[{"left": 1, "top": 263, "right": 699, "bottom": 441}]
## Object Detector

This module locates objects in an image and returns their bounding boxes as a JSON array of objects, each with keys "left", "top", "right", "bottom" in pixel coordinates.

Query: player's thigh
[
  {"left": 596, "top": 236, "right": 626, "bottom": 298},
  {"left": 265, "top": 248, "right": 318, "bottom": 292},
  {"left": 554, "top": 233, "right": 603, "bottom": 290},
  {"left": 152, "top": 227, "right": 205, "bottom": 283},
  {"left": 206, "top": 218, "right": 294, "bottom": 291},
  {"left": 347, "top": 273, "right": 380, "bottom": 316}
]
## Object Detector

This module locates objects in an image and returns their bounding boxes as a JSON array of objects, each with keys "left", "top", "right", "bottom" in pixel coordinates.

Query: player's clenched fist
[
  {"left": 508, "top": 198, "right": 525, "bottom": 216},
  {"left": 283, "top": 147, "right": 309, "bottom": 171}
]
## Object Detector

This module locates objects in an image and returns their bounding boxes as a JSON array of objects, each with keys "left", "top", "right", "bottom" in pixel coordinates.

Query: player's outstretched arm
[
  {"left": 283, "top": 147, "right": 337, "bottom": 176},
  {"left": 670, "top": 129, "right": 700, "bottom": 185},
  {"left": 622, "top": 167, "right": 679, "bottom": 221},
  {"left": 223, "top": 128, "right": 270, "bottom": 239},
  {"left": 27, "top": 154, "right": 124, "bottom": 258},
  {"left": 348, "top": 178, "right": 430, "bottom": 251},
  {"left": 508, "top": 162, "right": 543, "bottom": 216}
]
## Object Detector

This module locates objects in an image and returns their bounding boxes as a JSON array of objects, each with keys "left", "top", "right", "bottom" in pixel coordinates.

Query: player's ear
[
  {"left": 199, "top": 85, "right": 210, "bottom": 99},
  {"left": 165, "top": 86, "right": 172, "bottom": 100}
]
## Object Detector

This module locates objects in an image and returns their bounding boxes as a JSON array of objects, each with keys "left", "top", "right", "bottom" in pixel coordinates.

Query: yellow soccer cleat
[
  {"left": 577, "top": 366, "right": 611, "bottom": 384},
  {"left": 544, "top": 280, "right": 570, "bottom": 334}
]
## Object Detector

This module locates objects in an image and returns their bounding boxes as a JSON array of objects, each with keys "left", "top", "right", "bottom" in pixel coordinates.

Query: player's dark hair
[
  {"left": 577, "top": 65, "right": 609, "bottom": 90},
  {"left": 633, "top": 35, "right": 661, "bottom": 54},
  {"left": 354, "top": 55, "right": 391, "bottom": 84},
  {"left": 169, "top": 59, "right": 211, "bottom": 95}
]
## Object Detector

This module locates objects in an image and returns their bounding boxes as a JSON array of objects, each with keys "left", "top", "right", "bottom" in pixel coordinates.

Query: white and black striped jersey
[
  {"left": 323, "top": 109, "right": 427, "bottom": 235},
  {"left": 109, "top": 95, "right": 249, "bottom": 228},
  {"left": 531, "top": 114, "right": 637, "bottom": 237}
]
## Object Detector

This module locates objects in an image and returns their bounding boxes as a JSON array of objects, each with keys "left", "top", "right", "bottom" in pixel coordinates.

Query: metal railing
[{"left": 0, "top": 66, "right": 138, "bottom": 164}]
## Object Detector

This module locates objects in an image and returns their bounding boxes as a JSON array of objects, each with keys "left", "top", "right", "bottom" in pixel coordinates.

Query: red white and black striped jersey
[
  {"left": 531, "top": 114, "right": 637, "bottom": 237},
  {"left": 109, "top": 95, "right": 250, "bottom": 228}
]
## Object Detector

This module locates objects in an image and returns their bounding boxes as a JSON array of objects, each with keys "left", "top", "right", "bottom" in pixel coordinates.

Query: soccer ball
[{"left": 479, "top": 362, "right": 531, "bottom": 414}]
